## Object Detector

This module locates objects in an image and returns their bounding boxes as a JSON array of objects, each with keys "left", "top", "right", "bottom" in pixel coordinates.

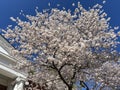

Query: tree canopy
[{"left": 2, "top": 1, "right": 120, "bottom": 90}]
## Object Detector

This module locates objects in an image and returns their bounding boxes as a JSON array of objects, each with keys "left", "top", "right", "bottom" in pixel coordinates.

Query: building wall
[
  {"left": 0, "top": 74, "right": 14, "bottom": 90},
  {"left": 0, "top": 35, "right": 27, "bottom": 90}
]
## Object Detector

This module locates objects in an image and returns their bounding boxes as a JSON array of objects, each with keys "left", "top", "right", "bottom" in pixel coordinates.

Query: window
[{"left": 0, "top": 84, "right": 7, "bottom": 90}]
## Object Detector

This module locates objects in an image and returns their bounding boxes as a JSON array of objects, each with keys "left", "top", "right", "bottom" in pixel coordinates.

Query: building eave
[
  {"left": 0, "top": 62, "right": 27, "bottom": 79},
  {"left": 0, "top": 51, "right": 16, "bottom": 63},
  {"left": 0, "top": 35, "right": 14, "bottom": 56}
]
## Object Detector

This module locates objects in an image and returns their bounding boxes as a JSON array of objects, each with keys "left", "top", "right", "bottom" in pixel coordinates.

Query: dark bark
[
  {"left": 52, "top": 61, "right": 74, "bottom": 90},
  {"left": 52, "top": 62, "right": 70, "bottom": 87},
  {"left": 48, "top": 62, "right": 91, "bottom": 90},
  {"left": 68, "top": 86, "right": 73, "bottom": 90},
  {"left": 80, "top": 81, "right": 89, "bottom": 90}
]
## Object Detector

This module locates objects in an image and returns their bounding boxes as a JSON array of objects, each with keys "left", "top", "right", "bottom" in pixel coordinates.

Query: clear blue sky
[{"left": 0, "top": 0, "right": 120, "bottom": 29}]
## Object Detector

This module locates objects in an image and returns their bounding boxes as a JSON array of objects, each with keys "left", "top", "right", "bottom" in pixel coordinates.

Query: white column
[{"left": 13, "top": 77, "right": 25, "bottom": 90}]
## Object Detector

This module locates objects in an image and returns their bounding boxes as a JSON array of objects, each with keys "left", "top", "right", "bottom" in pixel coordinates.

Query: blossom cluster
[{"left": 2, "top": 1, "right": 120, "bottom": 90}]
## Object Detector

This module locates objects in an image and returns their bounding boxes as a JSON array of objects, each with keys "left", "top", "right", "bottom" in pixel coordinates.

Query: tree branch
[
  {"left": 71, "top": 64, "right": 77, "bottom": 80},
  {"left": 52, "top": 61, "right": 70, "bottom": 88},
  {"left": 80, "top": 81, "right": 89, "bottom": 90},
  {"left": 59, "top": 63, "right": 73, "bottom": 71}
]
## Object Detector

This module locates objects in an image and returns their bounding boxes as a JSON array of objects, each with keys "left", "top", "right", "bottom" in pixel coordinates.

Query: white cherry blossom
[{"left": 2, "top": 1, "right": 120, "bottom": 90}]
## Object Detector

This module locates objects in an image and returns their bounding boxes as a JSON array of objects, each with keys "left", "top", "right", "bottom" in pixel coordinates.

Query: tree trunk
[{"left": 68, "top": 86, "right": 72, "bottom": 90}]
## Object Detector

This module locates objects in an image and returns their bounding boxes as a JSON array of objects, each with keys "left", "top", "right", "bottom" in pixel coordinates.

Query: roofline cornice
[{"left": 0, "top": 51, "right": 16, "bottom": 62}]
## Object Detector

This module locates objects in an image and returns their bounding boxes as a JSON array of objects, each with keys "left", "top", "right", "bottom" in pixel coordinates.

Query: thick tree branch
[
  {"left": 52, "top": 61, "right": 70, "bottom": 88},
  {"left": 80, "top": 81, "right": 89, "bottom": 90}
]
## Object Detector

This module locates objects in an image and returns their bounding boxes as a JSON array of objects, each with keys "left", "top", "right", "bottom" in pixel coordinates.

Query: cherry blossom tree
[{"left": 2, "top": 1, "right": 120, "bottom": 90}]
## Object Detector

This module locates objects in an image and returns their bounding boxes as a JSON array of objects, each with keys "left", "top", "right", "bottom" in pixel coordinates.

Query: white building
[{"left": 0, "top": 35, "right": 27, "bottom": 90}]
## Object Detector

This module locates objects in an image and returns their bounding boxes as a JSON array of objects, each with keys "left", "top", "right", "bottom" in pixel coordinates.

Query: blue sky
[
  {"left": 0, "top": 0, "right": 120, "bottom": 29},
  {"left": 0, "top": 0, "right": 120, "bottom": 89}
]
